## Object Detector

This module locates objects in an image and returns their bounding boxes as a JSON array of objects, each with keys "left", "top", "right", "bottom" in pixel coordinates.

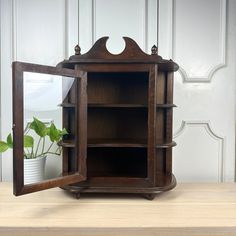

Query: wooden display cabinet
[{"left": 12, "top": 37, "right": 179, "bottom": 199}]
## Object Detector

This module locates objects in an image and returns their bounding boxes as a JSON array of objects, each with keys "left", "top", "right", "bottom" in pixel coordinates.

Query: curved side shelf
[
  {"left": 88, "top": 103, "right": 176, "bottom": 108},
  {"left": 59, "top": 140, "right": 176, "bottom": 148},
  {"left": 88, "top": 141, "right": 147, "bottom": 148},
  {"left": 61, "top": 174, "right": 177, "bottom": 194},
  {"left": 88, "top": 103, "right": 147, "bottom": 108},
  {"left": 58, "top": 140, "right": 75, "bottom": 148},
  {"left": 59, "top": 103, "right": 177, "bottom": 109},
  {"left": 156, "top": 104, "right": 177, "bottom": 108},
  {"left": 59, "top": 102, "right": 76, "bottom": 108},
  {"left": 156, "top": 141, "right": 176, "bottom": 148}
]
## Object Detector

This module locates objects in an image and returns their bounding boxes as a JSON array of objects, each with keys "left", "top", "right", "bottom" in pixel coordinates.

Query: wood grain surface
[{"left": 0, "top": 183, "right": 236, "bottom": 235}]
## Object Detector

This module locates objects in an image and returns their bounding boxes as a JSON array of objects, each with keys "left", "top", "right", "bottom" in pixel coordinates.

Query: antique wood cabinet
[{"left": 12, "top": 37, "right": 179, "bottom": 200}]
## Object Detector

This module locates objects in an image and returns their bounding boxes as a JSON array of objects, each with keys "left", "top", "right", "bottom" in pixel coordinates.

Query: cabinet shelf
[
  {"left": 88, "top": 103, "right": 176, "bottom": 108},
  {"left": 156, "top": 104, "right": 176, "bottom": 108},
  {"left": 58, "top": 140, "right": 75, "bottom": 148},
  {"left": 58, "top": 139, "right": 176, "bottom": 149},
  {"left": 156, "top": 142, "right": 176, "bottom": 148},
  {"left": 88, "top": 103, "right": 147, "bottom": 108},
  {"left": 59, "top": 103, "right": 176, "bottom": 109},
  {"left": 59, "top": 102, "right": 76, "bottom": 108},
  {"left": 88, "top": 139, "right": 147, "bottom": 148}
]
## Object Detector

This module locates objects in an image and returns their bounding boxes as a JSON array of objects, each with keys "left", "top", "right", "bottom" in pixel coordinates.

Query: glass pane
[{"left": 23, "top": 72, "right": 75, "bottom": 184}]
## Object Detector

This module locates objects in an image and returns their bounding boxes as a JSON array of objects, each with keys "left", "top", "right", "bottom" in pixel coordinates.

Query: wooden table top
[{"left": 0, "top": 182, "right": 236, "bottom": 236}]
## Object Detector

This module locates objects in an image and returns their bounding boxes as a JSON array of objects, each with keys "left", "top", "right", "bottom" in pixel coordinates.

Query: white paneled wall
[
  {"left": 0, "top": 0, "right": 157, "bottom": 181},
  {"left": 174, "top": 0, "right": 226, "bottom": 82},
  {"left": 1, "top": 0, "right": 236, "bottom": 182},
  {"left": 0, "top": 0, "right": 14, "bottom": 181},
  {"left": 174, "top": 121, "right": 225, "bottom": 182},
  {"left": 0, "top": 0, "right": 79, "bottom": 181},
  {"left": 78, "top": 0, "right": 157, "bottom": 54},
  {"left": 159, "top": 0, "right": 236, "bottom": 182}
]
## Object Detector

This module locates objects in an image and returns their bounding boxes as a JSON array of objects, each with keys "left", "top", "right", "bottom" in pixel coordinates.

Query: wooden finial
[
  {"left": 74, "top": 44, "right": 81, "bottom": 55},
  {"left": 151, "top": 45, "right": 158, "bottom": 55}
]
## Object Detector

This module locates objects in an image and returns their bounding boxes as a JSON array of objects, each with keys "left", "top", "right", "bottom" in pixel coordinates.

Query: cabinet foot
[
  {"left": 143, "top": 193, "right": 156, "bottom": 200},
  {"left": 75, "top": 193, "right": 81, "bottom": 199}
]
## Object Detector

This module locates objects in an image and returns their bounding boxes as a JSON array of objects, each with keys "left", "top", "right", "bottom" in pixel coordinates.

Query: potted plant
[{"left": 0, "top": 117, "right": 68, "bottom": 184}]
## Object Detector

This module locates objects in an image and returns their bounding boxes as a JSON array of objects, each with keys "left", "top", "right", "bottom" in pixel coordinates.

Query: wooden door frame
[{"left": 12, "top": 61, "right": 87, "bottom": 195}]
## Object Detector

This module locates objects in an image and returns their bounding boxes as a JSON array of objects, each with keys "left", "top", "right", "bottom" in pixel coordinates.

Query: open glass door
[{"left": 12, "top": 62, "right": 87, "bottom": 196}]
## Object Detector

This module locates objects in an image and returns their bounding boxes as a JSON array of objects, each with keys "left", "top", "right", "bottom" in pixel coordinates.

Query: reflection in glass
[
  {"left": 24, "top": 72, "right": 74, "bottom": 111},
  {"left": 23, "top": 72, "right": 74, "bottom": 184}
]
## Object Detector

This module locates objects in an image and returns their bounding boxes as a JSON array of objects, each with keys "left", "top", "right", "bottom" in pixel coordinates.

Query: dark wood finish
[
  {"left": 143, "top": 193, "right": 156, "bottom": 200},
  {"left": 61, "top": 174, "right": 177, "bottom": 193},
  {"left": 13, "top": 37, "right": 179, "bottom": 199},
  {"left": 60, "top": 103, "right": 176, "bottom": 109},
  {"left": 59, "top": 139, "right": 176, "bottom": 148},
  {"left": 60, "top": 102, "right": 76, "bottom": 108},
  {"left": 62, "top": 80, "right": 77, "bottom": 173},
  {"left": 60, "top": 37, "right": 178, "bottom": 197},
  {"left": 12, "top": 62, "right": 87, "bottom": 196},
  {"left": 147, "top": 65, "right": 157, "bottom": 186},
  {"left": 60, "top": 37, "right": 178, "bottom": 72},
  {"left": 76, "top": 66, "right": 87, "bottom": 177}
]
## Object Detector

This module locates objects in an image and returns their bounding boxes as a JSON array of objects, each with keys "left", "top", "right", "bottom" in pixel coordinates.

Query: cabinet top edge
[{"left": 58, "top": 37, "right": 179, "bottom": 72}]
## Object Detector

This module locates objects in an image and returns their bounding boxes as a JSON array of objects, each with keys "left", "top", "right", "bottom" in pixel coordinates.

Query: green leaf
[
  {"left": 6, "top": 134, "right": 13, "bottom": 148},
  {"left": 46, "top": 127, "right": 50, "bottom": 135},
  {"left": 0, "top": 141, "right": 9, "bottom": 153},
  {"left": 59, "top": 128, "right": 68, "bottom": 136},
  {"left": 49, "top": 123, "right": 60, "bottom": 142},
  {"left": 29, "top": 117, "right": 47, "bottom": 137},
  {"left": 24, "top": 135, "right": 34, "bottom": 148}
]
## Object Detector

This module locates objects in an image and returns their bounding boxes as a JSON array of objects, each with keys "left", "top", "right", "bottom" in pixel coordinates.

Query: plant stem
[
  {"left": 35, "top": 137, "right": 42, "bottom": 158},
  {"left": 54, "top": 146, "right": 62, "bottom": 156},
  {"left": 24, "top": 123, "right": 31, "bottom": 135},
  {"left": 31, "top": 145, "right": 34, "bottom": 159},
  {"left": 46, "top": 142, "right": 54, "bottom": 154},
  {"left": 26, "top": 148, "right": 30, "bottom": 155},
  {"left": 55, "top": 146, "right": 60, "bottom": 153},
  {"left": 42, "top": 137, "right": 45, "bottom": 154},
  {"left": 34, "top": 151, "right": 61, "bottom": 159},
  {"left": 58, "top": 147, "right": 62, "bottom": 155}
]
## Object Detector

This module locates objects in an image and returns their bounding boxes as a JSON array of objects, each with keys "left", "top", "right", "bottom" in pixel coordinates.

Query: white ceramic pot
[{"left": 24, "top": 156, "right": 46, "bottom": 184}]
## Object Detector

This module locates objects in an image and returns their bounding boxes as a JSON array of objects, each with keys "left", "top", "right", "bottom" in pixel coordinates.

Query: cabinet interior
[
  {"left": 87, "top": 72, "right": 148, "bottom": 178},
  {"left": 62, "top": 71, "right": 149, "bottom": 178}
]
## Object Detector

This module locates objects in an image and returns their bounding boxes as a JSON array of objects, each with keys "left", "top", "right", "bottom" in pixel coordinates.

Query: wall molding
[
  {"left": 143, "top": 0, "right": 148, "bottom": 52},
  {"left": 174, "top": 120, "right": 225, "bottom": 182},
  {"left": 92, "top": 0, "right": 95, "bottom": 45},
  {"left": 171, "top": 0, "right": 227, "bottom": 83},
  {"left": 67, "top": 0, "right": 79, "bottom": 57},
  {"left": 81, "top": 0, "right": 152, "bottom": 53},
  {"left": 63, "top": 0, "right": 68, "bottom": 59},
  {"left": 0, "top": 0, "right": 15, "bottom": 181},
  {"left": 12, "top": 0, "right": 17, "bottom": 61},
  {"left": 13, "top": 0, "right": 73, "bottom": 61}
]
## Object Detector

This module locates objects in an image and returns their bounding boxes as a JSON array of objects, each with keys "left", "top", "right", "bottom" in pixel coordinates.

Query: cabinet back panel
[
  {"left": 88, "top": 108, "right": 147, "bottom": 140},
  {"left": 87, "top": 72, "right": 148, "bottom": 104},
  {"left": 87, "top": 147, "right": 147, "bottom": 178}
]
